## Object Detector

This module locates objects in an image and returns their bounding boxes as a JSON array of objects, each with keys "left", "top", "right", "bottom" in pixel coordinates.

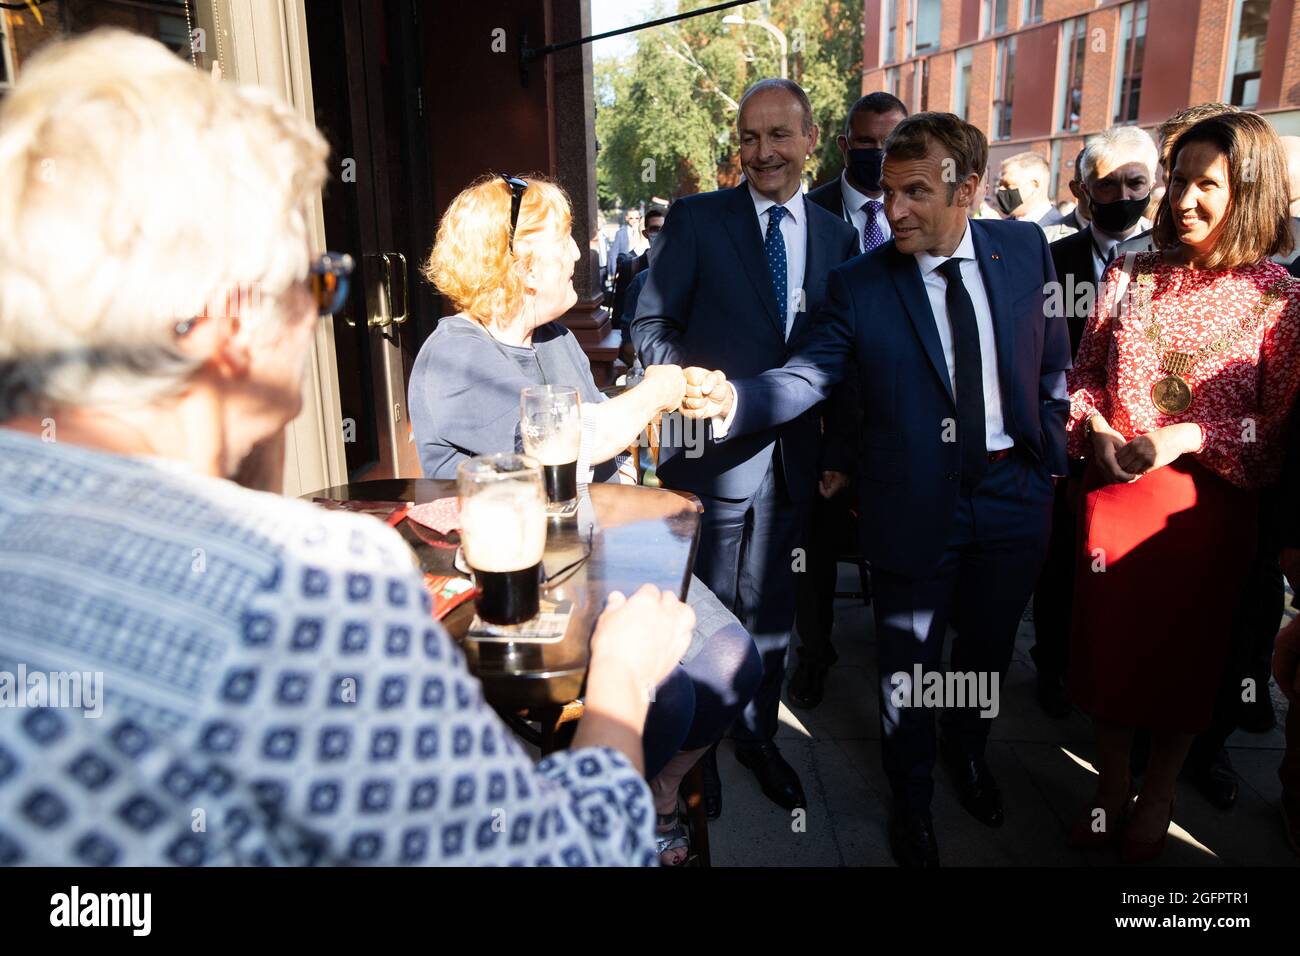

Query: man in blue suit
[
  {"left": 684, "top": 113, "right": 1070, "bottom": 865},
  {"left": 632, "top": 78, "right": 858, "bottom": 814}
]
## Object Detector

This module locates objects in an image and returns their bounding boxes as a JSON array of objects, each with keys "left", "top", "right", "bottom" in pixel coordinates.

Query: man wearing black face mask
[
  {"left": 1029, "top": 125, "right": 1156, "bottom": 722},
  {"left": 807, "top": 91, "right": 908, "bottom": 255},
  {"left": 994, "top": 151, "right": 1070, "bottom": 229}
]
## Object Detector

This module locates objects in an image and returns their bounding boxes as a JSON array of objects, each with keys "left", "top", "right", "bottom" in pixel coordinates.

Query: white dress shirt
[
  {"left": 1089, "top": 217, "right": 1151, "bottom": 283},
  {"left": 840, "top": 171, "right": 891, "bottom": 252},
  {"left": 712, "top": 184, "right": 809, "bottom": 440},
  {"left": 1019, "top": 199, "right": 1056, "bottom": 225},
  {"left": 748, "top": 182, "right": 807, "bottom": 339},
  {"left": 914, "top": 223, "right": 1014, "bottom": 452}
]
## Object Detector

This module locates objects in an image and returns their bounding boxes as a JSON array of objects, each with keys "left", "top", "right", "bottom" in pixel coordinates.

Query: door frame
[{"left": 206, "top": 0, "right": 348, "bottom": 497}]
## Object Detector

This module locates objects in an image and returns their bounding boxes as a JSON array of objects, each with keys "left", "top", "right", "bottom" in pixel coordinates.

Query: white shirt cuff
[
  {"left": 1047, "top": 371, "right": 1068, "bottom": 402},
  {"left": 710, "top": 384, "right": 738, "bottom": 440}
]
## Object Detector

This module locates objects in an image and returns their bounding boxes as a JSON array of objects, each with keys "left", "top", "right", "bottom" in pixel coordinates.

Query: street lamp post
[{"left": 722, "top": 14, "right": 788, "bottom": 79}]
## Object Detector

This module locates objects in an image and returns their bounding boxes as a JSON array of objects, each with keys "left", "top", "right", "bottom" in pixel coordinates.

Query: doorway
[{"left": 305, "top": 0, "right": 437, "bottom": 481}]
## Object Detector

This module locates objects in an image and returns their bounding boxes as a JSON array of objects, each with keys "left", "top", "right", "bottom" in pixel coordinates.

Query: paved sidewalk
[{"left": 707, "top": 567, "right": 1298, "bottom": 867}]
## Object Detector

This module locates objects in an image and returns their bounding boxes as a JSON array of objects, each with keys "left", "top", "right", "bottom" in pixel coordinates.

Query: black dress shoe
[
  {"left": 733, "top": 742, "right": 806, "bottom": 811},
  {"left": 788, "top": 659, "right": 829, "bottom": 709},
  {"left": 889, "top": 806, "right": 940, "bottom": 867},
  {"left": 1035, "top": 671, "right": 1071, "bottom": 719},
  {"left": 941, "top": 740, "right": 1004, "bottom": 827},
  {"left": 1185, "top": 749, "right": 1238, "bottom": 810},
  {"left": 1238, "top": 692, "right": 1277, "bottom": 733}
]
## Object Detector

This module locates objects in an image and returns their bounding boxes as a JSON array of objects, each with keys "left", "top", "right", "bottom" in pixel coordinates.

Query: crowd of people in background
[
  {"left": 1, "top": 28, "right": 1298, "bottom": 869},
  {"left": 587, "top": 79, "right": 1300, "bottom": 866}
]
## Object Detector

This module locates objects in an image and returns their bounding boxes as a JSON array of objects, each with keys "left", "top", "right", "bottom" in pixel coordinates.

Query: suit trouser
[
  {"left": 694, "top": 450, "right": 810, "bottom": 745},
  {"left": 1030, "top": 474, "right": 1078, "bottom": 681},
  {"left": 793, "top": 488, "right": 858, "bottom": 670},
  {"left": 873, "top": 451, "right": 1053, "bottom": 812}
]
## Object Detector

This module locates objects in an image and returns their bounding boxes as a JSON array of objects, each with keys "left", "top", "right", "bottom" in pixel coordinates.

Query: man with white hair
[
  {"left": 994, "top": 151, "right": 1069, "bottom": 229},
  {"left": 1029, "top": 124, "right": 1156, "bottom": 723}
]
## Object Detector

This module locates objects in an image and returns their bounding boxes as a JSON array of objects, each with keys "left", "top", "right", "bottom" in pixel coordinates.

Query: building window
[
  {"left": 981, "top": 0, "right": 1009, "bottom": 37},
  {"left": 993, "top": 36, "right": 1016, "bottom": 140},
  {"left": 1225, "top": 0, "right": 1269, "bottom": 107},
  {"left": 1021, "top": 0, "right": 1044, "bottom": 25},
  {"left": 884, "top": 0, "right": 898, "bottom": 65},
  {"left": 953, "top": 47, "right": 973, "bottom": 121},
  {"left": 886, "top": 66, "right": 900, "bottom": 98},
  {"left": 915, "top": 57, "right": 930, "bottom": 111},
  {"left": 914, "top": 0, "right": 941, "bottom": 54},
  {"left": 1056, "top": 16, "right": 1086, "bottom": 132},
  {"left": 1112, "top": 0, "right": 1147, "bottom": 124}
]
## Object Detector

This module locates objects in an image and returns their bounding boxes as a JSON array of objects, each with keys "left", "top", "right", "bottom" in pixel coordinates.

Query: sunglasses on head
[{"left": 499, "top": 173, "right": 529, "bottom": 250}]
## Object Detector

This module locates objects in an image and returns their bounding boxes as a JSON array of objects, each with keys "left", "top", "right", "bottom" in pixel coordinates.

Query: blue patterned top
[{"left": 0, "top": 429, "right": 657, "bottom": 866}]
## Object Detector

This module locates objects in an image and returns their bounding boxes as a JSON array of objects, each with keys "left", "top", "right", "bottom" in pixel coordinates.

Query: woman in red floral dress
[{"left": 1066, "top": 112, "right": 1300, "bottom": 862}]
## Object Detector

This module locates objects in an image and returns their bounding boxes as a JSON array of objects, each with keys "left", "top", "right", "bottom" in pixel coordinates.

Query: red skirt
[{"left": 1068, "top": 457, "right": 1257, "bottom": 733}]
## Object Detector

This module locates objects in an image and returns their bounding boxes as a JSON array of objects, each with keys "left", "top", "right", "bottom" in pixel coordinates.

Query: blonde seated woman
[
  {"left": 0, "top": 31, "right": 695, "bottom": 867},
  {"left": 408, "top": 174, "right": 762, "bottom": 864}
]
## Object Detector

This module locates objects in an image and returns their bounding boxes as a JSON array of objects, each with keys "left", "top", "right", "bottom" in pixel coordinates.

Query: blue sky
[{"left": 590, "top": 0, "right": 676, "bottom": 60}]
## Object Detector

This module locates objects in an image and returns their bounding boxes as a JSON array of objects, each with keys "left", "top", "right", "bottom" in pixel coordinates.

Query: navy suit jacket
[
  {"left": 727, "top": 217, "right": 1071, "bottom": 577},
  {"left": 631, "top": 184, "right": 859, "bottom": 503}
]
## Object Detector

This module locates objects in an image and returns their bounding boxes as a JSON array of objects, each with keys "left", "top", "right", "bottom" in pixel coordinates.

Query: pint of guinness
[
  {"left": 542, "top": 461, "right": 577, "bottom": 504},
  {"left": 521, "top": 385, "right": 581, "bottom": 515},
  {"left": 458, "top": 453, "right": 548, "bottom": 625}
]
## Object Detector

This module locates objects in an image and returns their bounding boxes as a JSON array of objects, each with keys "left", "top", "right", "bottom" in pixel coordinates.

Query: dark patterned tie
[
  {"left": 935, "top": 257, "right": 987, "bottom": 485},
  {"left": 765, "top": 205, "right": 789, "bottom": 336},
  {"left": 862, "top": 199, "right": 885, "bottom": 252}
]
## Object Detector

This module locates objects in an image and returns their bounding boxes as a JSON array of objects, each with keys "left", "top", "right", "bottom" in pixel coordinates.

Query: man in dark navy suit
[
  {"left": 682, "top": 113, "right": 1070, "bottom": 865},
  {"left": 632, "top": 79, "right": 858, "bottom": 814},
  {"left": 791, "top": 92, "right": 908, "bottom": 710}
]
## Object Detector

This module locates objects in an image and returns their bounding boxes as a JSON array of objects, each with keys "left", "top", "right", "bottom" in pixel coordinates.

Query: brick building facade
[{"left": 861, "top": 0, "right": 1300, "bottom": 201}]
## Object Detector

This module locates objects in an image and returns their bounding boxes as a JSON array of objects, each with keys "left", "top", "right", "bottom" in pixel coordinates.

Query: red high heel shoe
[{"left": 1120, "top": 795, "right": 1176, "bottom": 864}]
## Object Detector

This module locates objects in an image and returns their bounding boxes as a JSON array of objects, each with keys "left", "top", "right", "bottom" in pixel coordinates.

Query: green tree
[{"left": 595, "top": 0, "right": 864, "bottom": 208}]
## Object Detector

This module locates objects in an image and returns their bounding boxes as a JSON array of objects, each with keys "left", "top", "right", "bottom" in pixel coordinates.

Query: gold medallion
[{"left": 1151, "top": 374, "right": 1193, "bottom": 414}]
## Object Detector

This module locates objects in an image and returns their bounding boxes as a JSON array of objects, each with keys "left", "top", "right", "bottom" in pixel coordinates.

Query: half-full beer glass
[
  {"left": 457, "top": 453, "right": 547, "bottom": 625},
  {"left": 520, "top": 385, "right": 581, "bottom": 516}
]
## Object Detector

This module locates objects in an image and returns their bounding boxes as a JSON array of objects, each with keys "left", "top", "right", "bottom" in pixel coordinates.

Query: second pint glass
[{"left": 520, "top": 385, "right": 581, "bottom": 516}]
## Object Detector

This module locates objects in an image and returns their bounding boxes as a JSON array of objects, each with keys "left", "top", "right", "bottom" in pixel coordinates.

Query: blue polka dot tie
[
  {"left": 862, "top": 199, "right": 885, "bottom": 252},
  {"left": 765, "top": 205, "right": 788, "bottom": 337}
]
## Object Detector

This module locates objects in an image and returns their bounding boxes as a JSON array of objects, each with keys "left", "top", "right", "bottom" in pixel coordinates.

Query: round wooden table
[{"left": 306, "top": 478, "right": 703, "bottom": 708}]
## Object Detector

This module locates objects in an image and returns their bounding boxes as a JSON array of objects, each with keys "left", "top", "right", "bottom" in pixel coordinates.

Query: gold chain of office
[{"left": 1132, "top": 270, "right": 1287, "bottom": 415}]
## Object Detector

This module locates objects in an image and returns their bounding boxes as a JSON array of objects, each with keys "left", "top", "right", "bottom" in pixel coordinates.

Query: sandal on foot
[{"left": 655, "top": 811, "right": 690, "bottom": 866}]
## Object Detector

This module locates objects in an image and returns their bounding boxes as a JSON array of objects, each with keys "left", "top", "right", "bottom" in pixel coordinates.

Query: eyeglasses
[
  {"left": 310, "top": 251, "right": 354, "bottom": 316},
  {"left": 179, "top": 250, "right": 355, "bottom": 336},
  {"left": 499, "top": 173, "right": 529, "bottom": 250}
]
